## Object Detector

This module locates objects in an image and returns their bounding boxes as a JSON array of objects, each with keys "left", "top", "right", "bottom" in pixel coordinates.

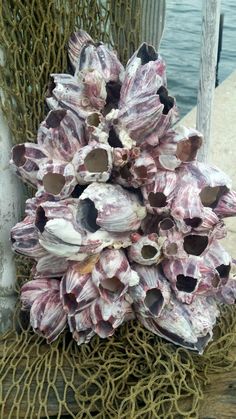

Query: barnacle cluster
[{"left": 11, "top": 30, "right": 236, "bottom": 353}]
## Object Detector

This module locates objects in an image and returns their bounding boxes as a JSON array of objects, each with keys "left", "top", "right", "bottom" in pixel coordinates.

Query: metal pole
[{"left": 197, "top": 0, "right": 221, "bottom": 162}]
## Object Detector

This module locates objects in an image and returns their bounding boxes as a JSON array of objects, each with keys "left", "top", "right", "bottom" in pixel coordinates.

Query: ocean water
[{"left": 159, "top": 0, "right": 236, "bottom": 117}]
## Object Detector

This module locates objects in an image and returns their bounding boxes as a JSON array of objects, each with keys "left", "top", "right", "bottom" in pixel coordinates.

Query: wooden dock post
[
  {"left": 197, "top": 0, "right": 221, "bottom": 162},
  {"left": 0, "top": 70, "right": 24, "bottom": 332}
]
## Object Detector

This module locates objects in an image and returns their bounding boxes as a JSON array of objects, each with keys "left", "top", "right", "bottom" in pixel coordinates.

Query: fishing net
[{"left": 0, "top": 1, "right": 236, "bottom": 418}]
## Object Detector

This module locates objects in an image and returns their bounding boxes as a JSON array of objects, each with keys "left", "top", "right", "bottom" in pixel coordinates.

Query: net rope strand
[{"left": 0, "top": 1, "right": 236, "bottom": 418}]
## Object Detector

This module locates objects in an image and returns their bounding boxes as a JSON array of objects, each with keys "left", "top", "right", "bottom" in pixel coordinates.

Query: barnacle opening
[
  {"left": 159, "top": 218, "right": 174, "bottom": 231},
  {"left": 45, "top": 109, "right": 67, "bottom": 128},
  {"left": 87, "top": 112, "right": 101, "bottom": 127},
  {"left": 12, "top": 144, "right": 26, "bottom": 167},
  {"left": 120, "top": 163, "right": 132, "bottom": 179},
  {"left": 134, "top": 166, "right": 147, "bottom": 179},
  {"left": 101, "top": 276, "right": 124, "bottom": 293},
  {"left": 176, "top": 274, "right": 198, "bottom": 293},
  {"left": 71, "top": 184, "right": 87, "bottom": 198},
  {"left": 183, "top": 235, "right": 208, "bottom": 256},
  {"left": 84, "top": 149, "right": 108, "bottom": 173},
  {"left": 43, "top": 173, "right": 66, "bottom": 195},
  {"left": 104, "top": 81, "right": 121, "bottom": 114},
  {"left": 165, "top": 243, "right": 178, "bottom": 256},
  {"left": 211, "top": 275, "right": 220, "bottom": 288},
  {"left": 137, "top": 43, "right": 158, "bottom": 65},
  {"left": 79, "top": 198, "right": 100, "bottom": 232},
  {"left": 144, "top": 289, "right": 164, "bottom": 316},
  {"left": 35, "top": 206, "right": 48, "bottom": 233},
  {"left": 148, "top": 192, "right": 167, "bottom": 208},
  {"left": 176, "top": 136, "right": 203, "bottom": 162},
  {"left": 141, "top": 245, "right": 158, "bottom": 259},
  {"left": 184, "top": 217, "right": 202, "bottom": 228},
  {"left": 63, "top": 293, "right": 78, "bottom": 313},
  {"left": 108, "top": 127, "right": 123, "bottom": 148},
  {"left": 46, "top": 76, "right": 56, "bottom": 97},
  {"left": 157, "top": 86, "right": 174, "bottom": 115},
  {"left": 199, "top": 185, "right": 229, "bottom": 208},
  {"left": 216, "top": 264, "right": 231, "bottom": 278},
  {"left": 96, "top": 321, "right": 113, "bottom": 338}
]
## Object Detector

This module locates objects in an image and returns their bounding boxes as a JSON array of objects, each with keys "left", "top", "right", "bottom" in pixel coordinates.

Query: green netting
[{"left": 0, "top": 1, "right": 236, "bottom": 418}]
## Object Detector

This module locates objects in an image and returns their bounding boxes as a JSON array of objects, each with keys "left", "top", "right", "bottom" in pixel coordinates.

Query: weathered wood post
[
  {"left": 197, "top": 0, "right": 221, "bottom": 162},
  {"left": 0, "top": 71, "right": 24, "bottom": 332}
]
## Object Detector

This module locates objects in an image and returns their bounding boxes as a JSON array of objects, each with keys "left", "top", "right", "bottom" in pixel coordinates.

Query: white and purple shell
[{"left": 10, "top": 29, "right": 236, "bottom": 354}]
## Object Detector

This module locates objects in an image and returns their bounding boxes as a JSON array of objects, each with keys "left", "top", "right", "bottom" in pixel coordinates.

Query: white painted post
[
  {"left": 197, "top": 0, "right": 221, "bottom": 162},
  {"left": 0, "top": 84, "right": 24, "bottom": 332},
  {"left": 141, "top": 0, "right": 166, "bottom": 49}
]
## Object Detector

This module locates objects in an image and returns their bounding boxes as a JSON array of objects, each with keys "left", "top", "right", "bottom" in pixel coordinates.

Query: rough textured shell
[
  {"left": 142, "top": 171, "right": 176, "bottom": 214},
  {"left": 68, "top": 30, "right": 93, "bottom": 70},
  {"left": 79, "top": 182, "right": 146, "bottom": 232},
  {"left": 60, "top": 265, "right": 98, "bottom": 315},
  {"left": 11, "top": 143, "right": 48, "bottom": 187},
  {"left": 11, "top": 216, "right": 46, "bottom": 259},
  {"left": 36, "top": 160, "right": 77, "bottom": 199},
  {"left": 72, "top": 141, "right": 113, "bottom": 184},
  {"left": 130, "top": 264, "right": 171, "bottom": 317},
  {"left": 214, "top": 190, "right": 236, "bottom": 218},
  {"left": 128, "top": 234, "right": 163, "bottom": 265},
  {"left": 89, "top": 297, "right": 133, "bottom": 338},
  {"left": 92, "top": 249, "right": 139, "bottom": 302},
  {"left": 120, "top": 42, "right": 166, "bottom": 105},
  {"left": 75, "top": 41, "right": 124, "bottom": 83},
  {"left": 37, "top": 109, "right": 87, "bottom": 161},
  {"left": 138, "top": 295, "right": 219, "bottom": 353},
  {"left": 21, "top": 279, "right": 67, "bottom": 343}
]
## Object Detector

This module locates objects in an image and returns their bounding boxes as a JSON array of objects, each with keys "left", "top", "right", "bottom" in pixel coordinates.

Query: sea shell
[
  {"left": 177, "top": 162, "right": 231, "bottom": 208},
  {"left": 72, "top": 141, "right": 113, "bottom": 184},
  {"left": 170, "top": 184, "right": 204, "bottom": 229},
  {"left": 36, "top": 160, "right": 77, "bottom": 199},
  {"left": 152, "top": 129, "right": 182, "bottom": 171},
  {"left": 174, "top": 126, "right": 203, "bottom": 162},
  {"left": 162, "top": 257, "right": 201, "bottom": 304},
  {"left": 217, "top": 262, "right": 236, "bottom": 304},
  {"left": 35, "top": 200, "right": 83, "bottom": 258},
  {"left": 74, "top": 37, "right": 124, "bottom": 83},
  {"left": 68, "top": 308, "right": 95, "bottom": 345},
  {"left": 130, "top": 264, "right": 171, "bottom": 317},
  {"left": 204, "top": 241, "right": 231, "bottom": 282},
  {"left": 37, "top": 109, "right": 87, "bottom": 161},
  {"left": 34, "top": 254, "right": 69, "bottom": 278},
  {"left": 68, "top": 29, "right": 93, "bottom": 70},
  {"left": 11, "top": 216, "right": 46, "bottom": 259},
  {"left": 139, "top": 295, "right": 219, "bottom": 353},
  {"left": 21, "top": 278, "right": 67, "bottom": 343},
  {"left": 35, "top": 198, "right": 132, "bottom": 259},
  {"left": 128, "top": 233, "right": 163, "bottom": 265},
  {"left": 162, "top": 229, "right": 187, "bottom": 259},
  {"left": 118, "top": 89, "right": 177, "bottom": 144},
  {"left": 60, "top": 265, "right": 98, "bottom": 316},
  {"left": 120, "top": 42, "right": 166, "bottom": 105},
  {"left": 89, "top": 296, "right": 133, "bottom": 338},
  {"left": 78, "top": 69, "right": 107, "bottom": 110},
  {"left": 11, "top": 143, "right": 48, "bottom": 186},
  {"left": 142, "top": 170, "right": 176, "bottom": 214},
  {"left": 112, "top": 147, "right": 130, "bottom": 167},
  {"left": 79, "top": 182, "right": 146, "bottom": 232},
  {"left": 46, "top": 73, "right": 105, "bottom": 119},
  {"left": 214, "top": 190, "right": 236, "bottom": 218},
  {"left": 114, "top": 150, "right": 156, "bottom": 188},
  {"left": 92, "top": 249, "right": 139, "bottom": 302}
]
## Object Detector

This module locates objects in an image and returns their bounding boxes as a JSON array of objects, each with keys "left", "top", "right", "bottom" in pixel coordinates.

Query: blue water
[{"left": 160, "top": 0, "right": 236, "bottom": 117}]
